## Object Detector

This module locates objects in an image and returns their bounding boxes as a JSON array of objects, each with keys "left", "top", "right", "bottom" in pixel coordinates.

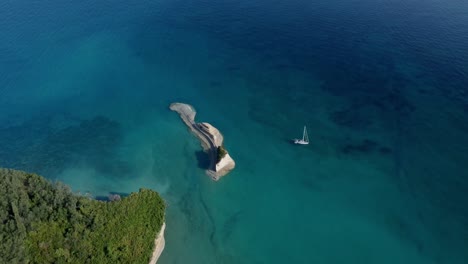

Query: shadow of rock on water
[
  {"left": 0, "top": 115, "right": 132, "bottom": 178},
  {"left": 195, "top": 150, "right": 210, "bottom": 170}
]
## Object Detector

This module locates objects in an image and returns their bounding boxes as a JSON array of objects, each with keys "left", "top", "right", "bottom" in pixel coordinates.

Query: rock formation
[{"left": 170, "top": 103, "right": 236, "bottom": 180}]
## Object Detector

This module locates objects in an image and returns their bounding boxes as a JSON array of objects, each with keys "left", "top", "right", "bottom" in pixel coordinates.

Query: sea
[{"left": 1, "top": 0, "right": 467, "bottom": 263}]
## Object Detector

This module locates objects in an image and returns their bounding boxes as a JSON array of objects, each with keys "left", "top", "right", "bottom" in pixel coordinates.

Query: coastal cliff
[{"left": 170, "top": 103, "right": 236, "bottom": 180}]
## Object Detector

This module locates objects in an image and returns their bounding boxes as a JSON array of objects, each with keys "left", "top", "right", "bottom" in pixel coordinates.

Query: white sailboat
[{"left": 294, "top": 126, "right": 309, "bottom": 145}]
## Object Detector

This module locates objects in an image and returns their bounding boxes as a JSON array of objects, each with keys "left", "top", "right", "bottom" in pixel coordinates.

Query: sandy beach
[{"left": 149, "top": 222, "right": 166, "bottom": 264}]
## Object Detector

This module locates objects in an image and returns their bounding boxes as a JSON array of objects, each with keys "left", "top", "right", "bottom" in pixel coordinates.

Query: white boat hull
[
  {"left": 293, "top": 126, "right": 309, "bottom": 145},
  {"left": 294, "top": 139, "right": 309, "bottom": 145}
]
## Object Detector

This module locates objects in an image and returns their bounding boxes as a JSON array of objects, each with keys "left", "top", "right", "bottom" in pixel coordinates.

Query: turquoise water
[{"left": 1, "top": 0, "right": 468, "bottom": 263}]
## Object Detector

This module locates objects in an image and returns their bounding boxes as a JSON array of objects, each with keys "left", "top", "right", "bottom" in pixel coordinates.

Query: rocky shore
[{"left": 170, "top": 102, "right": 236, "bottom": 180}]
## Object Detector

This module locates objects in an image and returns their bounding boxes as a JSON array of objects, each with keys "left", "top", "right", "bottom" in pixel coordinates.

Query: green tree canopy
[
  {"left": 217, "top": 146, "right": 227, "bottom": 163},
  {"left": 0, "top": 168, "right": 165, "bottom": 264}
]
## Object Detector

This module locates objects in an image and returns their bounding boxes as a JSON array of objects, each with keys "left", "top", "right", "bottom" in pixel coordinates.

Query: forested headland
[{"left": 0, "top": 168, "right": 165, "bottom": 264}]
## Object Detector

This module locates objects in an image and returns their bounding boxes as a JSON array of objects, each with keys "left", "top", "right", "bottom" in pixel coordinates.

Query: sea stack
[{"left": 169, "top": 102, "right": 236, "bottom": 180}]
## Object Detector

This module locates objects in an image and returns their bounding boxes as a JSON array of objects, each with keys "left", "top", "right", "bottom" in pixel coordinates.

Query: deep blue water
[{"left": 1, "top": 0, "right": 468, "bottom": 263}]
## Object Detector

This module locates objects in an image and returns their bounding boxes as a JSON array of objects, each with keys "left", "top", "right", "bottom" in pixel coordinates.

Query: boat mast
[{"left": 303, "top": 126, "right": 308, "bottom": 142}]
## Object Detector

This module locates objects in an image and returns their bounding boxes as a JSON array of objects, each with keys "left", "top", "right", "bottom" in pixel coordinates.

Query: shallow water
[{"left": 1, "top": 0, "right": 467, "bottom": 263}]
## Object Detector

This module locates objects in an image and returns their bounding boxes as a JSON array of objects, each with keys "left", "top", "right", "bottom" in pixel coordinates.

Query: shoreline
[
  {"left": 169, "top": 102, "right": 235, "bottom": 180},
  {"left": 149, "top": 222, "right": 166, "bottom": 264}
]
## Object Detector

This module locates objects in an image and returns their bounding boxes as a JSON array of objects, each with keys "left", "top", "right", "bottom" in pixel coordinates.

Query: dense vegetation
[
  {"left": 216, "top": 146, "right": 227, "bottom": 163},
  {"left": 0, "top": 168, "right": 165, "bottom": 264}
]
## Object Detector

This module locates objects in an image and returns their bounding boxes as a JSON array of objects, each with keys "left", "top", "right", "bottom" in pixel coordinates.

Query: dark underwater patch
[
  {"left": 328, "top": 87, "right": 415, "bottom": 130},
  {"left": 222, "top": 210, "right": 243, "bottom": 243},
  {"left": 209, "top": 81, "right": 222, "bottom": 87},
  {"left": 341, "top": 139, "right": 392, "bottom": 156},
  {"left": 341, "top": 139, "right": 378, "bottom": 154},
  {"left": 226, "top": 65, "right": 241, "bottom": 71},
  {"left": 330, "top": 108, "right": 373, "bottom": 129},
  {"left": 0, "top": 116, "right": 131, "bottom": 178},
  {"left": 375, "top": 89, "right": 416, "bottom": 115}
]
